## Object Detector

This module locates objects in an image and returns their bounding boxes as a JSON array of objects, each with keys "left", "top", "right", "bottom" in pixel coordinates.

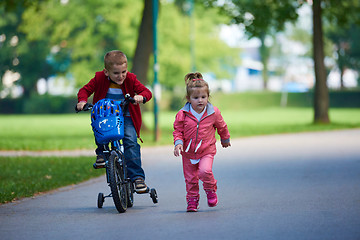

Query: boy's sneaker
[
  {"left": 206, "top": 190, "right": 218, "bottom": 207},
  {"left": 187, "top": 197, "right": 199, "bottom": 212},
  {"left": 95, "top": 155, "right": 105, "bottom": 167},
  {"left": 134, "top": 178, "right": 148, "bottom": 193}
]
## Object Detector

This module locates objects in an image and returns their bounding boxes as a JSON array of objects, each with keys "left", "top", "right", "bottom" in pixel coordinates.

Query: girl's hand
[
  {"left": 221, "top": 141, "right": 231, "bottom": 148},
  {"left": 174, "top": 144, "right": 183, "bottom": 157}
]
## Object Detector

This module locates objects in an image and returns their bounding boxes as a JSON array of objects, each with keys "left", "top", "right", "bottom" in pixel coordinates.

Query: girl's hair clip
[{"left": 192, "top": 78, "right": 203, "bottom": 81}]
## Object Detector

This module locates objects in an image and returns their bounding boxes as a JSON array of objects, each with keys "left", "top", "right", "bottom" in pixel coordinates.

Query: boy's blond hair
[{"left": 104, "top": 50, "right": 127, "bottom": 70}]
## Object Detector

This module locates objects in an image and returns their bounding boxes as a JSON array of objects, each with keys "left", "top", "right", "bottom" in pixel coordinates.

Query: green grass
[
  {"left": 0, "top": 156, "right": 105, "bottom": 203},
  {"left": 0, "top": 114, "right": 94, "bottom": 150},
  {"left": 1, "top": 107, "right": 359, "bottom": 204},
  {"left": 142, "top": 107, "right": 360, "bottom": 144},
  {"left": 1, "top": 107, "right": 360, "bottom": 150}
]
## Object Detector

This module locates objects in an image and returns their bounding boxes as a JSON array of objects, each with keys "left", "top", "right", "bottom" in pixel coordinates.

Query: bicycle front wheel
[{"left": 108, "top": 151, "right": 127, "bottom": 213}]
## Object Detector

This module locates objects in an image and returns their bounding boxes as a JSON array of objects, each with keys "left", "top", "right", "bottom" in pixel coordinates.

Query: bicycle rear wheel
[{"left": 108, "top": 151, "right": 127, "bottom": 213}]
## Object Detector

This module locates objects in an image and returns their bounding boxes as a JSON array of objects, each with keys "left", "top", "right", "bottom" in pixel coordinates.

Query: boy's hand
[
  {"left": 221, "top": 141, "right": 231, "bottom": 148},
  {"left": 174, "top": 144, "right": 183, "bottom": 157},
  {"left": 76, "top": 101, "right": 87, "bottom": 111},
  {"left": 133, "top": 95, "right": 144, "bottom": 105}
]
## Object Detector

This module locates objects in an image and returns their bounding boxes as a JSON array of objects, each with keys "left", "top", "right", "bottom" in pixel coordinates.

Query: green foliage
[
  {"left": 323, "top": 0, "right": 360, "bottom": 27},
  {"left": 0, "top": 95, "right": 78, "bottom": 113},
  {"left": 326, "top": 24, "right": 360, "bottom": 73},
  {"left": 169, "top": 94, "right": 186, "bottom": 111},
  {"left": 20, "top": 0, "right": 143, "bottom": 87},
  {"left": 1, "top": 0, "right": 242, "bottom": 100},
  {"left": 0, "top": 156, "right": 104, "bottom": 203},
  {"left": 155, "top": 2, "right": 241, "bottom": 88},
  {"left": 205, "top": 0, "right": 303, "bottom": 38},
  {"left": 0, "top": 5, "right": 54, "bottom": 98}
]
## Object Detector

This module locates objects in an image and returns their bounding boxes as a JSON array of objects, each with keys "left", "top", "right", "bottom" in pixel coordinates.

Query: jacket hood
[{"left": 181, "top": 102, "right": 215, "bottom": 116}]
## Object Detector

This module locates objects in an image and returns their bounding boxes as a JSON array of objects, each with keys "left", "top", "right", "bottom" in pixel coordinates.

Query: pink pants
[{"left": 182, "top": 154, "right": 217, "bottom": 200}]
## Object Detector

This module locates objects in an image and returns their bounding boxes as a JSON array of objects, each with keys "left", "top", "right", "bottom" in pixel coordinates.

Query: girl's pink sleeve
[
  {"left": 173, "top": 111, "right": 184, "bottom": 145},
  {"left": 214, "top": 108, "right": 230, "bottom": 141}
]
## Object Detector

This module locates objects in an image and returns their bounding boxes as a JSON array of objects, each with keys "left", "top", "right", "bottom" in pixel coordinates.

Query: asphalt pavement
[{"left": 1, "top": 129, "right": 360, "bottom": 240}]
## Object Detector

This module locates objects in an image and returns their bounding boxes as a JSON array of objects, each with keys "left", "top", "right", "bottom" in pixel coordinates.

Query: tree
[
  {"left": 131, "top": 0, "right": 157, "bottom": 86},
  {"left": 312, "top": 0, "right": 329, "bottom": 123},
  {"left": 20, "top": 0, "right": 142, "bottom": 87},
  {"left": 327, "top": 24, "right": 360, "bottom": 89},
  {"left": 2, "top": 0, "right": 240, "bottom": 101},
  {"left": 0, "top": 3, "right": 54, "bottom": 98},
  {"left": 204, "top": 0, "right": 360, "bottom": 124},
  {"left": 312, "top": 0, "right": 360, "bottom": 123},
  {"left": 157, "top": 2, "right": 240, "bottom": 89},
  {"left": 203, "top": 0, "right": 303, "bottom": 89}
]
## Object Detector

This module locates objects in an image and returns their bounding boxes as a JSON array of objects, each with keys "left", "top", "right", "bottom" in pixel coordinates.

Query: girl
[{"left": 173, "top": 72, "right": 231, "bottom": 212}]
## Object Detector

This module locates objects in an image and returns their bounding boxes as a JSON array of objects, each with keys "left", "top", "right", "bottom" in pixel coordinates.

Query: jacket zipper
[
  {"left": 185, "top": 110, "right": 212, "bottom": 158},
  {"left": 194, "top": 121, "right": 200, "bottom": 159}
]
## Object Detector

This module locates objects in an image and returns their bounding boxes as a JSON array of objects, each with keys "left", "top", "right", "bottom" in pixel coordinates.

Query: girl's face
[
  {"left": 188, "top": 87, "right": 209, "bottom": 114},
  {"left": 104, "top": 63, "right": 128, "bottom": 85}
]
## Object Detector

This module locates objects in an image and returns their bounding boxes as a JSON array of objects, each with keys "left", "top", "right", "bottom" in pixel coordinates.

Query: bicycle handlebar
[
  {"left": 75, "top": 102, "right": 93, "bottom": 113},
  {"left": 75, "top": 94, "right": 144, "bottom": 113}
]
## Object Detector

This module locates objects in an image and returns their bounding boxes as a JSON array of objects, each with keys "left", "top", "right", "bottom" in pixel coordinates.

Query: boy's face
[{"left": 104, "top": 63, "right": 128, "bottom": 85}]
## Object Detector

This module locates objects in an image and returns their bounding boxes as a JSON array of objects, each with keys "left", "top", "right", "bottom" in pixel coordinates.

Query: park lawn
[
  {"left": 0, "top": 156, "right": 105, "bottom": 204},
  {"left": 1, "top": 107, "right": 360, "bottom": 151},
  {"left": 0, "top": 107, "right": 359, "bottom": 203}
]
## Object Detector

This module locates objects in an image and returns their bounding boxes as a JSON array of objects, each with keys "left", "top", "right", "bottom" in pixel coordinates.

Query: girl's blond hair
[{"left": 184, "top": 72, "right": 210, "bottom": 99}]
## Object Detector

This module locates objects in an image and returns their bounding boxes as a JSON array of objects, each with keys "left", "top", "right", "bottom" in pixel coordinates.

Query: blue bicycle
[{"left": 76, "top": 95, "right": 158, "bottom": 213}]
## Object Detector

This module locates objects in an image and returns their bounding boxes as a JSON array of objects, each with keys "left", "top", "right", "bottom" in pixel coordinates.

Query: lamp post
[{"left": 152, "top": 0, "right": 160, "bottom": 141}]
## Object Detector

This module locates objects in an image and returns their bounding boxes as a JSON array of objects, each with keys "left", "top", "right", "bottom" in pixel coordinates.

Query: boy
[{"left": 76, "top": 50, "right": 152, "bottom": 193}]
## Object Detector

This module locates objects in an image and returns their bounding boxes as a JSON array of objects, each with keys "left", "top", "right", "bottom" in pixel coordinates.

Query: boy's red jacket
[{"left": 77, "top": 71, "right": 152, "bottom": 138}]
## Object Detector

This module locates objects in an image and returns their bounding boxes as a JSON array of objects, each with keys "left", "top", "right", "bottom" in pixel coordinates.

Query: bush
[
  {"left": 0, "top": 95, "right": 78, "bottom": 114},
  {"left": 169, "top": 95, "right": 186, "bottom": 111}
]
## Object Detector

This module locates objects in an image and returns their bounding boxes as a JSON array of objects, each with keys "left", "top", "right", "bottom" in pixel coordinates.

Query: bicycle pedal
[{"left": 93, "top": 163, "right": 105, "bottom": 169}]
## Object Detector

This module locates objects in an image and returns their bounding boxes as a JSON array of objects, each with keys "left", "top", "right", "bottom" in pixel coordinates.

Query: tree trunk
[
  {"left": 131, "top": 0, "right": 155, "bottom": 85},
  {"left": 312, "top": 0, "right": 330, "bottom": 123}
]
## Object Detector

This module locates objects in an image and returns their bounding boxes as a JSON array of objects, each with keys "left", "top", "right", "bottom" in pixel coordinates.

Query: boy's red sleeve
[
  {"left": 77, "top": 76, "right": 96, "bottom": 102},
  {"left": 132, "top": 75, "right": 152, "bottom": 102}
]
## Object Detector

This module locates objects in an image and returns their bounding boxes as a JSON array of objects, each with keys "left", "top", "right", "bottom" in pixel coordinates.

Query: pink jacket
[{"left": 173, "top": 102, "right": 230, "bottom": 159}]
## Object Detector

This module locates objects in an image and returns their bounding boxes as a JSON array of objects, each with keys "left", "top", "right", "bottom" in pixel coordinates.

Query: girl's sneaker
[
  {"left": 187, "top": 197, "right": 199, "bottom": 212},
  {"left": 206, "top": 190, "right": 218, "bottom": 207}
]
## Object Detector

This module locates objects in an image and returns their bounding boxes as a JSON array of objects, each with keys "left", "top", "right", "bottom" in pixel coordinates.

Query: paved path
[{"left": 1, "top": 130, "right": 360, "bottom": 240}]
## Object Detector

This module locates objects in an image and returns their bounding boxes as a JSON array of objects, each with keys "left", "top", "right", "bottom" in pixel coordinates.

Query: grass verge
[
  {"left": 1, "top": 108, "right": 360, "bottom": 150},
  {"left": 1, "top": 107, "right": 359, "bottom": 204},
  {"left": 0, "top": 156, "right": 105, "bottom": 204}
]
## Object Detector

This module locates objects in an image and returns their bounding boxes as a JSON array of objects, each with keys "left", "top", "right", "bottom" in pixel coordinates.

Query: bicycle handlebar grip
[{"left": 75, "top": 103, "right": 93, "bottom": 113}]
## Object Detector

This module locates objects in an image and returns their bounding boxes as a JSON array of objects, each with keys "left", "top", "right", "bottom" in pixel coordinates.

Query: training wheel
[
  {"left": 97, "top": 192, "right": 105, "bottom": 208},
  {"left": 150, "top": 188, "right": 158, "bottom": 204}
]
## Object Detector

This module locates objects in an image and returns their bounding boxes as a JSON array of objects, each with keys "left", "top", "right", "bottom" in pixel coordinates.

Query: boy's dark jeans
[{"left": 95, "top": 117, "right": 145, "bottom": 182}]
